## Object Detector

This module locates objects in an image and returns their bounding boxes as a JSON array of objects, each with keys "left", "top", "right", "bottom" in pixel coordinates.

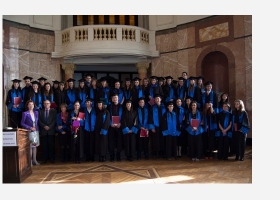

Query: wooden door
[{"left": 201, "top": 51, "right": 229, "bottom": 95}]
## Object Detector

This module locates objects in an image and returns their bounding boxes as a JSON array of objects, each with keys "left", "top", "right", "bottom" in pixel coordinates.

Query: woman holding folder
[
  {"left": 185, "top": 101, "right": 204, "bottom": 161},
  {"left": 6, "top": 79, "right": 24, "bottom": 128},
  {"left": 69, "top": 100, "right": 85, "bottom": 163}
]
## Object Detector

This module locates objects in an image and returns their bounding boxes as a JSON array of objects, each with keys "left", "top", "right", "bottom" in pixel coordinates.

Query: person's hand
[
  {"left": 44, "top": 126, "right": 50, "bottom": 130},
  {"left": 62, "top": 131, "right": 66, "bottom": 134},
  {"left": 192, "top": 127, "right": 197, "bottom": 131},
  {"left": 116, "top": 123, "right": 121, "bottom": 128},
  {"left": 30, "top": 127, "right": 36, "bottom": 131},
  {"left": 58, "top": 126, "right": 63, "bottom": 130},
  {"left": 151, "top": 129, "right": 155, "bottom": 133}
]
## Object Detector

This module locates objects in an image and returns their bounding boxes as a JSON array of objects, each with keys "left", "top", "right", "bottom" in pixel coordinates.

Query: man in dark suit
[{"left": 39, "top": 99, "right": 57, "bottom": 164}]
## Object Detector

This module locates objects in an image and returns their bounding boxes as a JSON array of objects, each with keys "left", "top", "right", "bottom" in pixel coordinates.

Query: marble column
[
  {"left": 61, "top": 63, "right": 76, "bottom": 88},
  {"left": 136, "top": 62, "right": 150, "bottom": 85}
]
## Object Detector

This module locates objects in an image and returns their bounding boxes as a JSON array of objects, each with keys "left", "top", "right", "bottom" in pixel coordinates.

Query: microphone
[{"left": 8, "top": 115, "right": 18, "bottom": 130}]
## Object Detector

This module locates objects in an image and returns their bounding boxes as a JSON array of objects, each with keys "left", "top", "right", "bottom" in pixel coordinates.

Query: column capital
[
  {"left": 135, "top": 62, "right": 150, "bottom": 73},
  {"left": 61, "top": 63, "right": 76, "bottom": 75}
]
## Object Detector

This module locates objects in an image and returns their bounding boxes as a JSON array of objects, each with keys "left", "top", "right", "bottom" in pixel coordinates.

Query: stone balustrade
[{"left": 52, "top": 25, "right": 158, "bottom": 59}]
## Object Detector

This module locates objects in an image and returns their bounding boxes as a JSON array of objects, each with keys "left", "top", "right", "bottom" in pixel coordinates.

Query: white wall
[
  {"left": 3, "top": 15, "right": 61, "bottom": 31},
  {"left": 149, "top": 15, "right": 211, "bottom": 31}
]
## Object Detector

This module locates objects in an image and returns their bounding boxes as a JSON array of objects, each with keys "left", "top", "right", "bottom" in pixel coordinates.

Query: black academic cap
[
  {"left": 66, "top": 78, "right": 76, "bottom": 82},
  {"left": 125, "top": 99, "right": 132, "bottom": 104},
  {"left": 111, "top": 93, "right": 119, "bottom": 97},
  {"left": 196, "top": 76, "right": 205, "bottom": 80},
  {"left": 204, "top": 81, "right": 213, "bottom": 86},
  {"left": 150, "top": 76, "right": 158, "bottom": 80},
  {"left": 78, "top": 78, "right": 85, "bottom": 82},
  {"left": 167, "top": 101, "right": 174, "bottom": 106},
  {"left": 114, "top": 79, "right": 122, "bottom": 84},
  {"left": 185, "top": 96, "right": 193, "bottom": 100},
  {"left": 52, "top": 80, "right": 60, "bottom": 84},
  {"left": 23, "top": 76, "right": 33, "bottom": 80},
  {"left": 11, "top": 79, "right": 21, "bottom": 83},
  {"left": 97, "top": 99, "right": 105, "bottom": 104},
  {"left": 86, "top": 98, "right": 94, "bottom": 102},
  {"left": 99, "top": 77, "right": 107, "bottom": 82},
  {"left": 172, "top": 80, "right": 178, "bottom": 84},
  {"left": 165, "top": 76, "right": 173, "bottom": 80},
  {"left": 178, "top": 77, "right": 184, "bottom": 81},
  {"left": 189, "top": 76, "right": 196, "bottom": 80},
  {"left": 38, "top": 77, "right": 47, "bottom": 81},
  {"left": 138, "top": 97, "right": 145, "bottom": 102},
  {"left": 154, "top": 94, "right": 162, "bottom": 99},
  {"left": 125, "top": 78, "right": 131, "bottom": 82},
  {"left": 158, "top": 77, "right": 165, "bottom": 81},
  {"left": 84, "top": 73, "right": 93, "bottom": 78},
  {"left": 31, "top": 80, "right": 39, "bottom": 85},
  {"left": 99, "top": 98, "right": 108, "bottom": 105},
  {"left": 206, "top": 100, "right": 213, "bottom": 103},
  {"left": 133, "top": 77, "right": 142, "bottom": 82}
]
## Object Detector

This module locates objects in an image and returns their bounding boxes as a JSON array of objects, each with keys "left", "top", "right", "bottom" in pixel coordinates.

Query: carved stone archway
[{"left": 196, "top": 45, "right": 236, "bottom": 101}]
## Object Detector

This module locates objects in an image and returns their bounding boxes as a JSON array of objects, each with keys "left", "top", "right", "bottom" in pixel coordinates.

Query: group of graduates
[{"left": 5, "top": 71, "right": 250, "bottom": 164}]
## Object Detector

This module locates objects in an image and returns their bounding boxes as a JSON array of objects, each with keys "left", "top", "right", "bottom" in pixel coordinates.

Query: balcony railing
[{"left": 52, "top": 25, "right": 159, "bottom": 59}]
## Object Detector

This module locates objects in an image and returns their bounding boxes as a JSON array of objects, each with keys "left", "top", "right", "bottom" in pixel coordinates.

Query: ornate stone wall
[{"left": 2, "top": 20, "right": 63, "bottom": 90}]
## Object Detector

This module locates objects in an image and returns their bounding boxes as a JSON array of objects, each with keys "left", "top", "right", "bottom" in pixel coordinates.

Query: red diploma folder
[
  {"left": 14, "top": 97, "right": 21, "bottom": 105},
  {"left": 112, "top": 116, "right": 120, "bottom": 125},
  {"left": 148, "top": 98, "right": 155, "bottom": 106},
  {"left": 191, "top": 119, "right": 199, "bottom": 128},
  {"left": 78, "top": 112, "right": 85, "bottom": 120},
  {"left": 50, "top": 102, "right": 57, "bottom": 108},
  {"left": 140, "top": 129, "right": 149, "bottom": 137}
]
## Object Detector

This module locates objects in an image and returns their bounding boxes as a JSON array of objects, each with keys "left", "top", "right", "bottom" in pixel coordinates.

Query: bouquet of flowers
[{"left": 71, "top": 120, "right": 80, "bottom": 137}]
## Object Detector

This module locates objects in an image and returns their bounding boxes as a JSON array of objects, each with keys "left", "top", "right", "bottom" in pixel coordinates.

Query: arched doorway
[{"left": 201, "top": 51, "right": 229, "bottom": 96}]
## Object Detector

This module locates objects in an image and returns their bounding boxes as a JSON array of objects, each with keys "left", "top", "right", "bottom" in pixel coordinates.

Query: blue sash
[
  {"left": 165, "top": 85, "right": 175, "bottom": 102},
  {"left": 162, "top": 112, "right": 180, "bottom": 136},
  {"left": 187, "top": 86, "right": 195, "bottom": 98},
  {"left": 138, "top": 106, "right": 148, "bottom": 129},
  {"left": 124, "top": 89, "right": 131, "bottom": 100},
  {"left": 89, "top": 88, "right": 95, "bottom": 99},
  {"left": 177, "top": 86, "right": 185, "bottom": 99},
  {"left": 135, "top": 86, "right": 143, "bottom": 98},
  {"left": 84, "top": 109, "right": 96, "bottom": 131},
  {"left": 149, "top": 84, "right": 158, "bottom": 98}
]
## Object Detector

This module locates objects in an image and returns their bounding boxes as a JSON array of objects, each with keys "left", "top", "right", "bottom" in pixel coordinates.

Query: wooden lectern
[{"left": 3, "top": 128, "right": 32, "bottom": 183}]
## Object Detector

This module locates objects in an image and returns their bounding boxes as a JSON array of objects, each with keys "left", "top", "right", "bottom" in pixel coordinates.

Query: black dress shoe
[
  {"left": 50, "top": 160, "right": 55, "bottom": 164},
  {"left": 239, "top": 157, "right": 244, "bottom": 161},
  {"left": 235, "top": 156, "right": 239, "bottom": 160},
  {"left": 43, "top": 160, "right": 47, "bottom": 164}
]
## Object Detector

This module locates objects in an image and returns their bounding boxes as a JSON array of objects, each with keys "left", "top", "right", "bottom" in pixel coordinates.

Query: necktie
[{"left": 45, "top": 109, "right": 49, "bottom": 122}]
